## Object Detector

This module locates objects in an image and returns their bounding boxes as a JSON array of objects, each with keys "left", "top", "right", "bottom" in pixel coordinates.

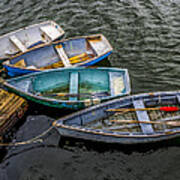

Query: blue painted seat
[
  {"left": 133, "top": 99, "right": 154, "bottom": 134},
  {"left": 69, "top": 71, "right": 79, "bottom": 101}
]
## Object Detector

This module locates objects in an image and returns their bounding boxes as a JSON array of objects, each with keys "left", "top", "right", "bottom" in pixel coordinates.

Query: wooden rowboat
[
  {"left": 3, "top": 34, "right": 113, "bottom": 77},
  {"left": 3, "top": 67, "right": 130, "bottom": 110},
  {"left": 0, "top": 88, "right": 28, "bottom": 136},
  {"left": 53, "top": 91, "right": 180, "bottom": 144},
  {"left": 0, "top": 20, "right": 64, "bottom": 61}
]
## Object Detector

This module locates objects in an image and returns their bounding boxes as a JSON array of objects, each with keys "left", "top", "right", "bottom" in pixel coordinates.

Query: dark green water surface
[{"left": 1, "top": 0, "right": 180, "bottom": 179}]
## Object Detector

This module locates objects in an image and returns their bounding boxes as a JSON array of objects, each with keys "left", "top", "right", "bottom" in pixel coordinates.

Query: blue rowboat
[
  {"left": 3, "top": 34, "right": 113, "bottom": 77},
  {"left": 0, "top": 21, "right": 64, "bottom": 61},
  {"left": 3, "top": 67, "right": 130, "bottom": 110},
  {"left": 53, "top": 91, "right": 180, "bottom": 144}
]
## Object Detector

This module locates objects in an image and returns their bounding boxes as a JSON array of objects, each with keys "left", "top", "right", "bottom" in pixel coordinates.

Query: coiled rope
[{"left": 0, "top": 126, "right": 54, "bottom": 146}]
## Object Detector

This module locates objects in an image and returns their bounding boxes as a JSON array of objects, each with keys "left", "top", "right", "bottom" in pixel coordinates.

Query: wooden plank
[
  {"left": 69, "top": 72, "right": 79, "bottom": 101},
  {"left": 0, "top": 89, "right": 28, "bottom": 136},
  {"left": 88, "top": 36, "right": 108, "bottom": 56},
  {"left": 40, "top": 25, "right": 63, "bottom": 41},
  {"left": 109, "top": 72, "right": 124, "bottom": 96},
  {"left": 0, "top": 94, "right": 15, "bottom": 112},
  {"left": 0, "top": 96, "right": 20, "bottom": 126},
  {"left": 133, "top": 99, "right": 154, "bottom": 134},
  {"left": 9, "top": 35, "right": 27, "bottom": 52},
  {"left": 55, "top": 45, "right": 72, "bottom": 67}
]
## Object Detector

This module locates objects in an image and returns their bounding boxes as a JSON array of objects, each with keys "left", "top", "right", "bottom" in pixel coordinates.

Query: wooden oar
[
  {"left": 40, "top": 54, "right": 90, "bottom": 70},
  {"left": 107, "top": 106, "right": 180, "bottom": 113},
  {"left": 39, "top": 91, "right": 109, "bottom": 98},
  {"left": 110, "top": 119, "right": 180, "bottom": 126}
]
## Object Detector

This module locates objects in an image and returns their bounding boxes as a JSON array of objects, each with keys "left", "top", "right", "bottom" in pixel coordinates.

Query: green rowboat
[{"left": 3, "top": 67, "right": 131, "bottom": 110}]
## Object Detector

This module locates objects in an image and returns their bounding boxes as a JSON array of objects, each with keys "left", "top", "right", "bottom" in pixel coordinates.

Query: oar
[
  {"left": 107, "top": 106, "right": 179, "bottom": 113},
  {"left": 39, "top": 91, "right": 109, "bottom": 98},
  {"left": 110, "top": 119, "right": 180, "bottom": 126}
]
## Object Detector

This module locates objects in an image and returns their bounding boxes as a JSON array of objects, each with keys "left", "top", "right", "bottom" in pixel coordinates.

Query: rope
[{"left": 0, "top": 126, "right": 54, "bottom": 146}]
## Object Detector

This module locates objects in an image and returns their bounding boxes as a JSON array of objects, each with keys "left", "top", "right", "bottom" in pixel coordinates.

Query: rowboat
[
  {"left": 3, "top": 67, "right": 130, "bottom": 110},
  {"left": 53, "top": 91, "right": 180, "bottom": 144},
  {"left": 3, "top": 34, "right": 113, "bottom": 77},
  {"left": 0, "top": 20, "right": 64, "bottom": 61},
  {"left": 0, "top": 88, "right": 28, "bottom": 136}
]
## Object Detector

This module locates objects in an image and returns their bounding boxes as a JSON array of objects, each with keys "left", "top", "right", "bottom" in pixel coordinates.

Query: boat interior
[
  {"left": 1, "top": 21, "right": 64, "bottom": 59},
  {"left": 9, "top": 69, "right": 127, "bottom": 101},
  {"left": 6, "top": 35, "right": 109, "bottom": 69},
  {"left": 63, "top": 94, "right": 180, "bottom": 135}
]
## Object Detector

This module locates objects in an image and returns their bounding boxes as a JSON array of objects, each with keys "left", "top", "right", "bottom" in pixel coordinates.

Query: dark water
[{"left": 1, "top": 0, "right": 180, "bottom": 179}]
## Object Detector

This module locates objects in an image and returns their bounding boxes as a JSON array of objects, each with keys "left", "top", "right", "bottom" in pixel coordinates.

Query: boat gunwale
[
  {"left": 3, "top": 52, "right": 112, "bottom": 72},
  {"left": 0, "top": 20, "right": 64, "bottom": 40},
  {"left": 54, "top": 123, "right": 180, "bottom": 138}
]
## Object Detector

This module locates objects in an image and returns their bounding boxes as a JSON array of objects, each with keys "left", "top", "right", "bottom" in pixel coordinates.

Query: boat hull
[
  {"left": 4, "top": 67, "right": 130, "bottom": 110},
  {"left": 3, "top": 34, "right": 113, "bottom": 77},
  {"left": 0, "top": 21, "right": 64, "bottom": 61},
  {"left": 54, "top": 91, "right": 180, "bottom": 144},
  {"left": 56, "top": 127, "right": 180, "bottom": 144},
  {"left": 3, "top": 87, "right": 85, "bottom": 110}
]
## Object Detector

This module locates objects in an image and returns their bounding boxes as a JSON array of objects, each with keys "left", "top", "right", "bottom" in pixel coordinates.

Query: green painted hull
[{"left": 5, "top": 86, "right": 85, "bottom": 110}]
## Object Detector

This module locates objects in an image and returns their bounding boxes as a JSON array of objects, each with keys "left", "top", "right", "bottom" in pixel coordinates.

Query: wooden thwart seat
[
  {"left": 109, "top": 72, "right": 125, "bottom": 96},
  {"left": 40, "top": 25, "right": 63, "bottom": 41},
  {"left": 69, "top": 72, "right": 79, "bottom": 101},
  {"left": 55, "top": 45, "right": 72, "bottom": 67},
  {"left": 133, "top": 99, "right": 154, "bottom": 134},
  {"left": 9, "top": 35, "right": 27, "bottom": 52}
]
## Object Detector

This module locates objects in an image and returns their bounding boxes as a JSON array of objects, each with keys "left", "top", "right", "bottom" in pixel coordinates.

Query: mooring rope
[{"left": 0, "top": 126, "right": 54, "bottom": 146}]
